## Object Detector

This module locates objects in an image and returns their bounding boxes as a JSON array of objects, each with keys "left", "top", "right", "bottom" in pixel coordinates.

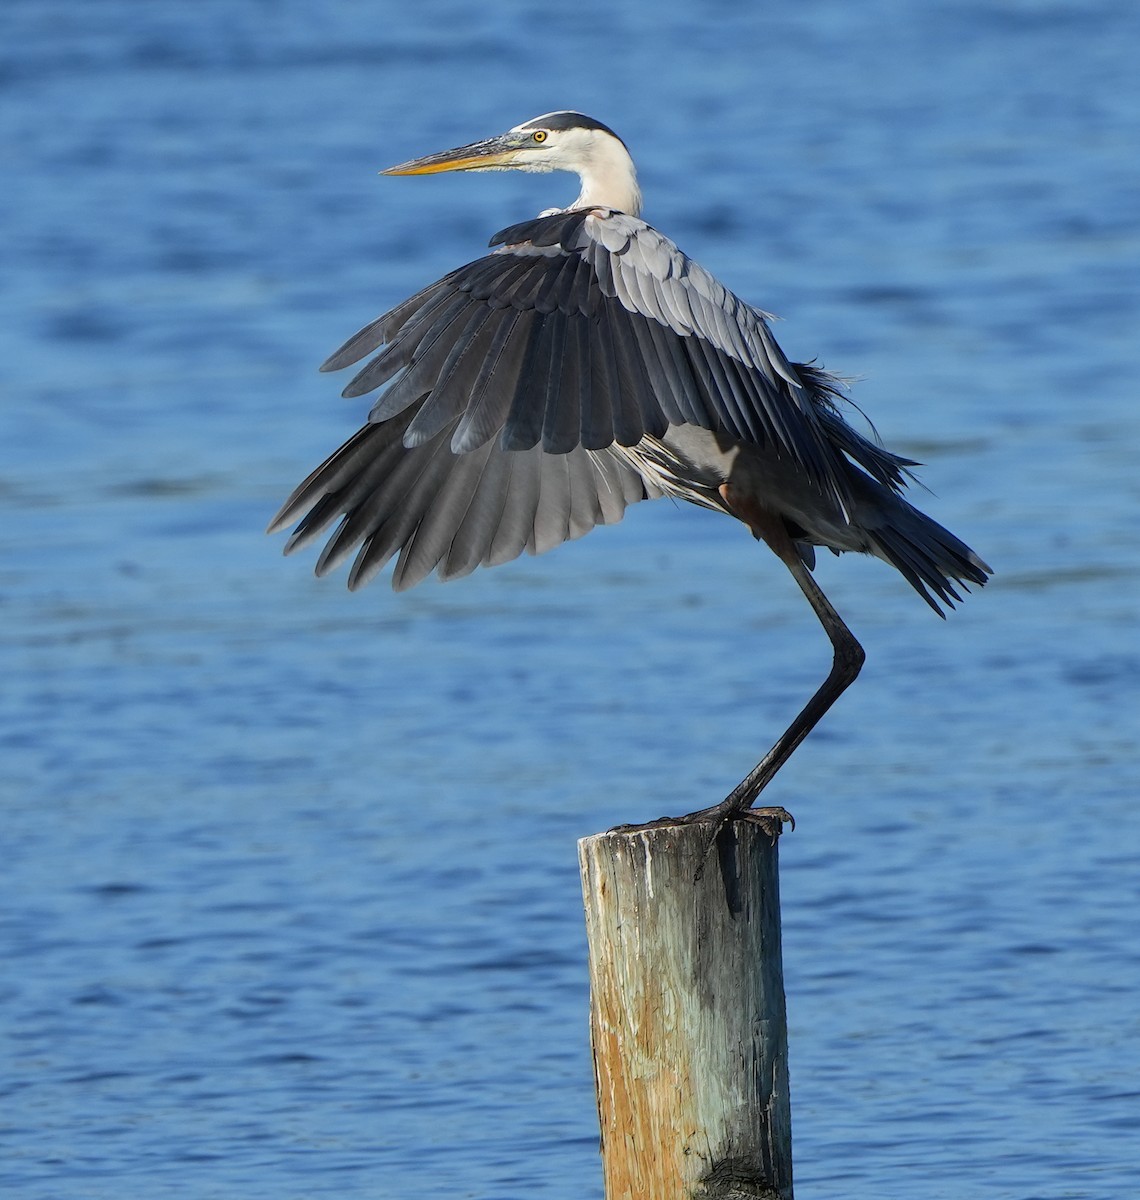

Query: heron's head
[{"left": 382, "top": 112, "right": 642, "bottom": 217}]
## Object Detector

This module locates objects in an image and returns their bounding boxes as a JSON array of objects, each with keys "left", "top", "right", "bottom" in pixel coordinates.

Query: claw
[{"left": 609, "top": 804, "right": 794, "bottom": 882}]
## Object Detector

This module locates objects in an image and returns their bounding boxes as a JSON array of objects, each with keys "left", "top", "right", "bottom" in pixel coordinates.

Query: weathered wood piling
[{"left": 579, "top": 820, "right": 792, "bottom": 1200}]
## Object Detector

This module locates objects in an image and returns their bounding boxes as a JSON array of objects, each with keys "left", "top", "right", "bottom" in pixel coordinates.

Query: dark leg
[
  {"left": 708, "top": 550, "right": 864, "bottom": 818},
  {"left": 622, "top": 491, "right": 864, "bottom": 842},
  {"left": 698, "top": 494, "right": 864, "bottom": 825}
]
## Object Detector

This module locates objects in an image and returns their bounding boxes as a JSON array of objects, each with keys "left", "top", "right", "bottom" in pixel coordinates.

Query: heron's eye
[{"left": 532, "top": 130, "right": 548, "bottom": 143}]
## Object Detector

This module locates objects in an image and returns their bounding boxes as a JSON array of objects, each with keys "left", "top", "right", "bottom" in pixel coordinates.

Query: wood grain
[{"left": 579, "top": 822, "right": 792, "bottom": 1200}]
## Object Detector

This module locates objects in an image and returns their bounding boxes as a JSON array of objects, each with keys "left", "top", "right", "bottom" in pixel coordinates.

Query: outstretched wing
[
  {"left": 267, "top": 398, "right": 662, "bottom": 592},
  {"left": 321, "top": 207, "right": 857, "bottom": 511}
]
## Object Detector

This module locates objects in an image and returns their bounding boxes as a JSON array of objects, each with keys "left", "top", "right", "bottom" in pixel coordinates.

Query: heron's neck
[{"left": 570, "top": 138, "right": 642, "bottom": 216}]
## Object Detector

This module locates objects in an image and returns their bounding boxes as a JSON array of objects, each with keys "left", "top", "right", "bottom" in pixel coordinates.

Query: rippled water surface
[{"left": 3, "top": 2, "right": 1139, "bottom": 1197}]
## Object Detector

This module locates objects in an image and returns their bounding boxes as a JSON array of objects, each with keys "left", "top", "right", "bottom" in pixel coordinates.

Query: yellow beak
[{"left": 381, "top": 133, "right": 526, "bottom": 176}]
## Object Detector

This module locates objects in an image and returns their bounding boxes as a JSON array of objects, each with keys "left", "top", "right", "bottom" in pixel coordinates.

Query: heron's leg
[
  {"left": 686, "top": 487, "right": 865, "bottom": 823},
  {"left": 612, "top": 488, "right": 865, "bottom": 850}
]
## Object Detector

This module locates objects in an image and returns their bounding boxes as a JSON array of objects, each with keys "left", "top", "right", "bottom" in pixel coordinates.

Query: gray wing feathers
[
  {"left": 274, "top": 208, "right": 905, "bottom": 589},
  {"left": 319, "top": 275, "right": 458, "bottom": 373},
  {"left": 403, "top": 306, "right": 498, "bottom": 446},
  {"left": 325, "top": 209, "right": 855, "bottom": 506},
  {"left": 275, "top": 210, "right": 990, "bottom": 605},
  {"left": 267, "top": 402, "right": 657, "bottom": 591},
  {"left": 452, "top": 307, "right": 534, "bottom": 452},
  {"left": 586, "top": 214, "right": 842, "bottom": 481}
]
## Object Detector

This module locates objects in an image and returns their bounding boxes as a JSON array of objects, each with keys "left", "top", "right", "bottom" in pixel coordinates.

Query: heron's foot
[
  {"left": 609, "top": 808, "right": 718, "bottom": 834},
  {"left": 737, "top": 805, "right": 796, "bottom": 837},
  {"left": 690, "top": 804, "right": 794, "bottom": 880},
  {"left": 610, "top": 804, "right": 794, "bottom": 845},
  {"left": 609, "top": 803, "right": 794, "bottom": 882}
]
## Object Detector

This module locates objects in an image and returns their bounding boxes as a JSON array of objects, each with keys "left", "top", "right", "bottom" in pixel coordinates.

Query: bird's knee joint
[{"left": 836, "top": 640, "right": 866, "bottom": 679}]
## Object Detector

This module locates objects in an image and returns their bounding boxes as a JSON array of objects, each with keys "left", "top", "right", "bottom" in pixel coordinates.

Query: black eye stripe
[{"left": 516, "top": 112, "right": 630, "bottom": 152}]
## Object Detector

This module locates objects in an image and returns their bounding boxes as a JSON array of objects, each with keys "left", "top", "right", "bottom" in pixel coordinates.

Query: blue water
[{"left": 3, "top": 1, "right": 1139, "bottom": 1197}]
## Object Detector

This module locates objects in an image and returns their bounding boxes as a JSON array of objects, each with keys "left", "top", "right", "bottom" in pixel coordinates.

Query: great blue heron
[{"left": 269, "top": 111, "right": 990, "bottom": 831}]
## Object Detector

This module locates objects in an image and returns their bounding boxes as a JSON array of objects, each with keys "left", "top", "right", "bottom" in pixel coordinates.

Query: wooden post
[{"left": 579, "top": 821, "right": 792, "bottom": 1200}]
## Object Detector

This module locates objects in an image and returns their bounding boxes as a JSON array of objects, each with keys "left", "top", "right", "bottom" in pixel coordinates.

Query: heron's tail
[{"left": 860, "top": 486, "right": 991, "bottom": 616}]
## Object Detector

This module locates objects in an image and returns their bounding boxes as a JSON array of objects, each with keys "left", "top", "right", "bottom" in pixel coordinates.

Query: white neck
[{"left": 569, "top": 134, "right": 642, "bottom": 216}]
